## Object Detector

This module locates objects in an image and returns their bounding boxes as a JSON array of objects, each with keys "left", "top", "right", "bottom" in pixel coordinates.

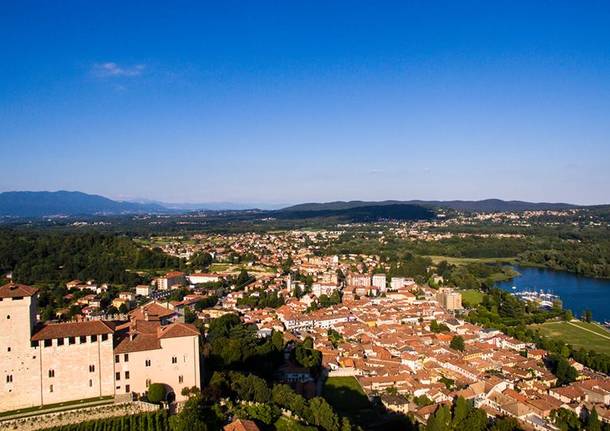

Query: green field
[
  {"left": 425, "top": 255, "right": 517, "bottom": 265},
  {"left": 529, "top": 321, "right": 610, "bottom": 355},
  {"left": 460, "top": 289, "right": 484, "bottom": 306},
  {"left": 323, "top": 376, "right": 371, "bottom": 417}
]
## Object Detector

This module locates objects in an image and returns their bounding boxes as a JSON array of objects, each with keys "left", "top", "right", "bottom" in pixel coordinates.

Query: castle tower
[{"left": 0, "top": 283, "right": 42, "bottom": 410}]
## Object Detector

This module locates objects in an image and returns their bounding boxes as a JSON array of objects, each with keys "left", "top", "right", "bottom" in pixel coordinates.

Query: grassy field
[
  {"left": 460, "top": 289, "right": 485, "bottom": 306},
  {"left": 323, "top": 377, "right": 368, "bottom": 410},
  {"left": 208, "top": 263, "right": 275, "bottom": 275},
  {"left": 529, "top": 321, "right": 610, "bottom": 355},
  {"left": 425, "top": 255, "right": 517, "bottom": 265}
]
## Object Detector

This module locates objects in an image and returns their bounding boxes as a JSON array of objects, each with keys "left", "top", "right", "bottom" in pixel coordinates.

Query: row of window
[
  {"left": 8, "top": 374, "right": 184, "bottom": 387},
  {"left": 31, "top": 334, "right": 109, "bottom": 348},
  {"left": 115, "top": 355, "right": 180, "bottom": 366},
  {"left": 115, "top": 371, "right": 130, "bottom": 380},
  {"left": 46, "top": 364, "right": 96, "bottom": 378}
]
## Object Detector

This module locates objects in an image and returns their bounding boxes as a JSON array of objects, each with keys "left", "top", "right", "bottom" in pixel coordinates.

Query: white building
[
  {"left": 312, "top": 282, "right": 338, "bottom": 298},
  {"left": 372, "top": 274, "right": 387, "bottom": 292}
]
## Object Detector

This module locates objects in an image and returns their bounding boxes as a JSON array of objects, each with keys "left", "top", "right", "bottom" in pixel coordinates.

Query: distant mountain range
[
  {"left": 0, "top": 191, "right": 597, "bottom": 217},
  {"left": 0, "top": 191, "right": 165, "bottom": 217},
  {"left": 275, "top": 203, "right": 434, "bottom": 222},
  {"left": 129, "top": 199, "right": 286, "bottom": 211},
  {"left": 281, "top": 199, "right": 581, "bottom": 213}
]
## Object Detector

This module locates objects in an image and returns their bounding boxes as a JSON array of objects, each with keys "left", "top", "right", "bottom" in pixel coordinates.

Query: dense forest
[{"left": 0, "top": 230, "right": 182, "bottom": 285}]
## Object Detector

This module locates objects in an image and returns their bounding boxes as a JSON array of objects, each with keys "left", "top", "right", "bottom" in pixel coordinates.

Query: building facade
[{"left": 0, "top": 283, "right": 200, "bottom": 413}]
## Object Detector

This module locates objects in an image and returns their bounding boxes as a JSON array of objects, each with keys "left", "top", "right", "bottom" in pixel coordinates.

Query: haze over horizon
[{"left": 2, "top": 2, "right": 610, "bottom": 205}]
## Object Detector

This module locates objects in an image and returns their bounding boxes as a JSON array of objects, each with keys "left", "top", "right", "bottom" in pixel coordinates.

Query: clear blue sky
[{"left": 1, "top": 1, "right": 609, "bottom": 205}]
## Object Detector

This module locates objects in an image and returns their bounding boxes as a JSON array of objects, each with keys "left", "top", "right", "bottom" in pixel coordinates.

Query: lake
[{"left": 495, "top": 266, "right": 610, "bottom": 323}]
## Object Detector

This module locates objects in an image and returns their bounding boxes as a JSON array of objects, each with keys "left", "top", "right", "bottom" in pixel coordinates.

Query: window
[
  {"left": 124, "top": 354, "right": 129, "bottom": 362},
  {"left": 115, "top": 372, "right": 121, "bottom": 381},
  {"left": 89, "top": 365, "right": 95, "bottom": 373},
  {"left": 125, "top": 384, "right": 130, "bottom": 393},
  {"left": 171, "top": 356, "right": 177, "bottom": 364},
  {"left": 115, "top": 355, "right": 120, "bottom": 363},
  {"left": 102, "top": 334, "right": 108, "bottom": 342},
  {"left": 178, "top": 375, "right": 183, "bottom": 384},
  {"left": 6, "top": 375, "right": 13, "bottom": 383},
  {"left": 44, "top": 339, "right": 52, "bottom": 347},
  {"left": 48, "top": 370, "right": 55, "bottom": 378},
  {"left": 80, "top": 336, "right": 86, "bottom": 344},
  {"left": 6, "top": 315, "right": 9, "bottom": 319},
  {"left": 125, "top": 371, "right": 130, "bottom": 379},
  {"left": 31, "top": 341, "right": 39, "bottom": 348},
  {"left": 7, "top": 347, "right": 10, "bottom": 352},
  {"left": 145, "top": 359, "right": 151, "bottom": 367},
  {"left": 57, "top": 338, "right": 64, "bottom": 346},
  {"left": 146, "top": 379, "right": 151, "bottom": 388},
  {"left": 68, "top": 337, "right": 75, "bottom": 345},
  {"left": 91, "top": 335, "right": 97, "bottom": 342},
  {"left": 49, "top": 384, "right": 53, "bottom": 393},
  {"left": 89, "top": 379, "right": 93, "bottom": 387}
]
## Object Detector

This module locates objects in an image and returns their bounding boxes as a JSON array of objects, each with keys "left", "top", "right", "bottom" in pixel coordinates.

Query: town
[{"left": 2, "top": 227, "right": 610, "bottom": 431}]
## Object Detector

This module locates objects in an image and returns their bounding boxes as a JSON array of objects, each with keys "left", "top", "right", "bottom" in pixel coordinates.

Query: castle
[{"left": 0, "top": 283, "right": 201, "bottom": 412}]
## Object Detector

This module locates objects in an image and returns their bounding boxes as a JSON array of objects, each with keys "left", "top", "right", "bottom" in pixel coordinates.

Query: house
[
  {"left": 135, "top": 285, "right": 152, "bottom": 297},
  {"left": 224, "top": 419, "right": 261, "bottom": 431},
  {"left": 380, "top": 393, "right": 409, "bottom": 414},
  {"left": 188, "top": 273, "right": 221, "bottom": 285},
  {"left": 118, "top": 291, "right": 136, "bottom": 302},
  {"left": 157, "top": 272, "right": 185, "bottom": 290}
]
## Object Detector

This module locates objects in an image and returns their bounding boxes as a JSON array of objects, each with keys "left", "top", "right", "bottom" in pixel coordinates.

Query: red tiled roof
[
  {"left": 0, "top": 283, "right": 38, "bottom": 298},
  {"left": 114, "top": 333, "right": 161, "bottom": 353},
  {"left": 114, "top": 321, "right": 199, "bottom": 353},
  {"left": 224, "top": 419, "right": 261, "bottom": 431},
  {"left": 158, "top": 322, "right": 200, "bottom": 339},
  {"left": 32, "top": 320, "right": 114, "bottom": 341},
  {"left": 129, "top": 302, "right": 176, "bottom": 321}
]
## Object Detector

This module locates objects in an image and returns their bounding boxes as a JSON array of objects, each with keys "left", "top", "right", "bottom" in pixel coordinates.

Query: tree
[
  {"left": 563, "top": 309, "right": 574, "bottom": 321},
  {"left": 294, "top": 337, "right": 322, "bottom": 369},
  {"left": 169, "top": 393, "right": 221, "bottom": 431},
  {"left": 452, "top": 396, "right": 470, "bottom": 427},
  {"left": 586, "top": 408, "right": 601, "bottom": 431},
  {"left": 551, "top": 408, "right": 581, "bottom": 431},
  {"left": 147, "top": 383, "right": 167, "bottom": 403},
  {"left": 583, "top": 310, "right": 593, "bottom": 323},
  {"left": 425, "top": 405, "right": 451, "bottom": 431},
  {"left": 550, "top": 354, "right": 578, "bottom": 386},
  {"left": 309, "top": 397, "right": 339, "bottom": 431},
  {"left": 490, "top": 417, "right": 520, "bottom": 431},
  {"left": 450, "top": 335, "right": 465, "bottom": 352},
  {"left": 236, "top": 270, "right": 254, "bottom": 289},
  {"left": 184, "top": 306, "right": 197, "bottom": 324},
  {"left": 191, "top": 251, "right": 213, "bottom": 270}
]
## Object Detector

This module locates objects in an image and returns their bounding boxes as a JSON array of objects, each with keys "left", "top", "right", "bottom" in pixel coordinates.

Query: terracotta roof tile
[
  {"left": 158, "top": 322, "right": 200, "bottom": 339},
  {"left": 0, "top": 283, "right": 38, "bottom": 298},
  {"left": 32, "top": 320, "right": 114, "bottom": 341},
  {"left": 224, "top": 419, "right": 261, "bottom": 431}
]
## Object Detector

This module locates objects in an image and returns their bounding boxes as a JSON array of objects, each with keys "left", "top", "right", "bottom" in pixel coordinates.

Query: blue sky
[{"left": 1, "top": 1, "right": 609, "bottom": 205}]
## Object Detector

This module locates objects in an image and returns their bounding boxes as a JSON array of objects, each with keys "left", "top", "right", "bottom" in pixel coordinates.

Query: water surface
[{"left": 495, "top": 266, "right": 610, "bottom": 323}]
